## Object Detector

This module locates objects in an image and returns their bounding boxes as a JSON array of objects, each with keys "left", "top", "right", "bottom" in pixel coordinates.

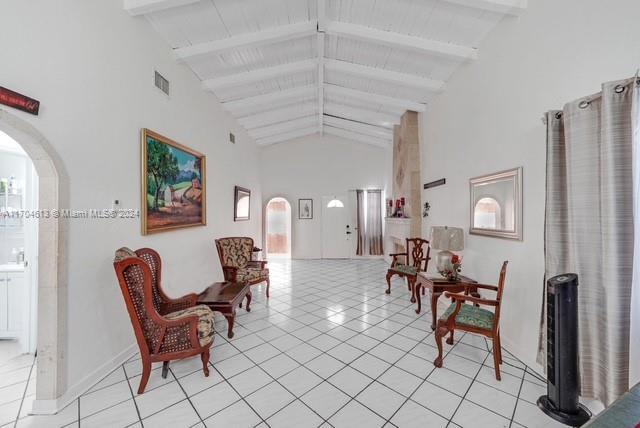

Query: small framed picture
[{"left": 299, "top": 199, "right": 313, "bottom": 219}]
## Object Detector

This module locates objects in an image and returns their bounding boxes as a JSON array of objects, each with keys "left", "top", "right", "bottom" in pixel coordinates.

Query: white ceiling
[{"left": 124, "top": 0, "right": 526, "bottom": 147}]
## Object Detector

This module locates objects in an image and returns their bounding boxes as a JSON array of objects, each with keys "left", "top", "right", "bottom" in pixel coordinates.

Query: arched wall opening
[
  {"left": 0, "top": 108, "right": 67, "bottom": 412},
  {"left": 264, "top": 197, "right": 291, "bottom": 258}
]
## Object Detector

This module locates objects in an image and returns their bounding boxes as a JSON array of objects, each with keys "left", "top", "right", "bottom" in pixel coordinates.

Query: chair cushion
[
  {"left": 237, "top": 267, "right": 269, "bottom": 283},
  {"left": 165, "top": 305, "right": 214, "bottom": 346},
  {"left": 217, "top": 237, "right": 253, "bottom": 268},
  {"left": 390, "top": 264, "right": 418, "bottom": 276},
  {"left": 441, "top": 303, "right": 495, "bottom": 330},
  {"left": 114, "top": 247, "right": 137, "bottom": 263}
]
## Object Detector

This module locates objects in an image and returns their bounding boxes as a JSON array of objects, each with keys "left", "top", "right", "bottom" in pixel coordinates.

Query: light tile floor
[{"left": 0, "top": 259, "right": 572, "bottom": 428}]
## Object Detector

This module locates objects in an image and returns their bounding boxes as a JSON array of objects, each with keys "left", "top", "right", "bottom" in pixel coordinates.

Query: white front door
[{"left": 321, "top": 195, "right": 350, "bottom": 259}]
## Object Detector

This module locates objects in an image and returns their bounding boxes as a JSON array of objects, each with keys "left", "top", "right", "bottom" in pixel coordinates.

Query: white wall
[
  {"left": 260, "top": 134, "right": 391, "bottom": 259},
  {"left": 1, "top": 0, "right": 262, "bottom": 397},
  {"left": 421, "top": 0, "right": 640, "bottom": 372}
]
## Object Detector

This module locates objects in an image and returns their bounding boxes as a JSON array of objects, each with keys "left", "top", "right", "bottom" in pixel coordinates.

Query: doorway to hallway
[{"left": 265, "top": 197, "right": 291, "bottom": 259}]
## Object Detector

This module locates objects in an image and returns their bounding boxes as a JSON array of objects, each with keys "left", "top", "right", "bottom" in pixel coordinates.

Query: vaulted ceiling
[{"left": 124, "top": 0, "right": 526, "bottom": 147}]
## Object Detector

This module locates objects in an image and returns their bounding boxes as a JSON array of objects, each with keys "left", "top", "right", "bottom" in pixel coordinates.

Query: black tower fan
[{"left": 537, "top": 273, "right": 590, "bottom": 426}]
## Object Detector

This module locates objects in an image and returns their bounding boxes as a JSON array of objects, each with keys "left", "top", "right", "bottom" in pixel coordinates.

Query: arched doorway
[
  {"left": 0, "top": 109, "right": 66, "bottom": 411},
  {"left": 474, "top": 197, "right": 503, "bottom": 229},
  {"left": 265, "top": 197, "right": 291, "bottom": 258}
]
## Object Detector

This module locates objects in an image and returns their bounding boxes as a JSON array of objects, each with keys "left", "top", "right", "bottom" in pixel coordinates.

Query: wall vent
[
  {"left": 229, "top": 132, "right": 236, "bottom": 144},
  {"left": 154, "top": 70, "right": 170, "bottom": 96}
]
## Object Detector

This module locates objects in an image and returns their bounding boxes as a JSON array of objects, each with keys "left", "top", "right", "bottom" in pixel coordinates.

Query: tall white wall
[
  {"left": 421, "top": 0, "right": 640, "bottom": 371},
  {"left": 260, "top": 134, "right": 391, "bottom": 259},
  {"left": 1, "top": 0, "right": 262, "bottom": 396}
]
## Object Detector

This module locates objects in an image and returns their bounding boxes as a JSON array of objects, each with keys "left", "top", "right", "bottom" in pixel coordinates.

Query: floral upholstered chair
[
  {"left": 113, "top": 247, "right": 214, "bottom": 394},
  {"left": 385, "top": 238, "right": 431, "bottom": 303},
  {"left": 215, "top": 237, "right": 270, "bottom": 298},
  {"left": 434, "top": 261, "right": 508, "bottom": 380}
]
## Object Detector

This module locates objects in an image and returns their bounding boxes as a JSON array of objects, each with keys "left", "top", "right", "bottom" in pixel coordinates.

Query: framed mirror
[
  {"left": 234, "top": 186, "right": 250, "bottom": 221},
  {"left": 469, "top": 167, "right": 522, "bottom": 240}
]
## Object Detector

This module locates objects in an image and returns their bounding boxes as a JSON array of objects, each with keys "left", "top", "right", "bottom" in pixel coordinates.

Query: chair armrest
[
  {"left": 156, "top": 314, "right": 201, "bottom": 352},
  {"left": 247, "top": 260, "right": 267, "bottom": 269},
  {"left": 162, "top": 293, "right": 197, "bottom": 313},
  {"left": 222, "top": 266, "right": 239, "bottom": 282},
  {"left": 444, "top": 291, "right": 499, "bottom": 307},
  {"left": 468, "top": 283, "right": 498, "bottom": 292},
  {"left": 389, "top": 253, "right": 407, "bottom": 267}
]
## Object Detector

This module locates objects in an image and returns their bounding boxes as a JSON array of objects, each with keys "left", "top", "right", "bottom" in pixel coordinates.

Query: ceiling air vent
[
  {"left": 229, "top": 132, "right": 236, "bottom": 144},
  {"left": 154, "top": 70, "right": 170, "bottom": 96}
]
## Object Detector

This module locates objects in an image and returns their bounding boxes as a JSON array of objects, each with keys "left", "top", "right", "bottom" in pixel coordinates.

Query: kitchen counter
[{"left": 0, "top": 263, "right": 25, "bottom": 272}]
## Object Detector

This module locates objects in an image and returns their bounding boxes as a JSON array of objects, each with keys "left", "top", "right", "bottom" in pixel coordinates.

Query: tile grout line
[
  {"left": 168, "top": 366, "right": 207, "bottom": 425},
  {"left": 445, "top": 350, "right": 491, "bottom": 427},
  {"left": 12, "top": 354, "right": 36, "bottom": 428},
  {"left": 508, "top": 362, "right": 528, "bottom": 428},
  {"left": 122, "top": 364, "right": 144, "bottom": 427}
]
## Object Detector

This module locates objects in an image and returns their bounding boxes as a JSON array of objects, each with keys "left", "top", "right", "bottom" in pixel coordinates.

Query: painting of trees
[
  {"left": 142, "top": 129, "right": 206, "bottom": 234},
  {"left": 146, "top": 139, "right": 179, "bottom": 210}
]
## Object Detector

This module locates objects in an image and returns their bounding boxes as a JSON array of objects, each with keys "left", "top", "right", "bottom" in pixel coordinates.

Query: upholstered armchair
[
  {"left": 215, "top": 237, "right": 270, "bottom": 298},
  {"left": 113, "top": 247, "right": 214, "bottom": 394},
  {"left": 434, "top": 261, "right": 508, "bottom": 380},
  {"left": 385, "top": 238, "right": 431, "bottom": 303}
]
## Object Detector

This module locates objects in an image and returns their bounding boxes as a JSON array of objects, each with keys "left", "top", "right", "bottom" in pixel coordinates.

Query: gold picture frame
[{"left": 141, "top": 128, "right": 206, "bottom": 235}]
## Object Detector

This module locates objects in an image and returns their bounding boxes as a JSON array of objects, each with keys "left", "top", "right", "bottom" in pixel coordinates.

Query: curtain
[
  {"left": 539, "top": 77, "right": 637, "bottom": 405},
  {"left": 366, "top": 190, "right": 383, "bottom": 256},
  {"left": 631, "top": 79, "right": 640, "bottom": 387},
  {"left": 356, "top": 190, "right": 365, "bottom": 256}
]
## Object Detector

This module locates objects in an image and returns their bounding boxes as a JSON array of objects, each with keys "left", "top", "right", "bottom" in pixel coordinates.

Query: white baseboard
[
  {"left": 500, "top": 334, "right": 544, "bottom": 377},
  {"left": 30, "top": 344, "right": 137, "bottom": 415}
]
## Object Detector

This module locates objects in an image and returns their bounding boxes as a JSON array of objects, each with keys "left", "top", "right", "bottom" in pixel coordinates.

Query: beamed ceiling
[{"left": 124, "top": 0, "right": 526, "bottom": 147}]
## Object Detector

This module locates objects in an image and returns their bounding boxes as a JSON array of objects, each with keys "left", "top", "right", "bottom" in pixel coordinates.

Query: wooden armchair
[
  {"left": 113, "top": 247, "right": 214, "bottom": 394},
  {"left": 434, "top": 261, "right": 508, "bottom": 380},
  {"left": 385, "top": 238, "right": 431, "bottom": 303},
  {"left": 215, "top": 237, "right": 270, "bottom": 298}
]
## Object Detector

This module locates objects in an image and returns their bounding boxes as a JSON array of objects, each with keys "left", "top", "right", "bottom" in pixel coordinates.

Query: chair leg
[
  {"left": 496, "top": 333, "right": 503, "bottom": 364},
  {"left": 161, "top": 361, "right": 169, "bottom": 379},
  {"left": 446, "top": 329, "right": 454, "bottom": 345},
  {"left": 201, "top": 348, "right": 210, "bottom": 377},
  {"left": 385, "top": 272, "right": 393, "bottom": 294},
  {"left": 409, "top": 278, "right": 416, "bottom": 304},
  {"left": 266, "top": 278, "right": 270, "bottom": 298},
  {"left": 434, "top": 324, "right": 447, "bottom": 368},
  {"left": 138, "top": 359, "right": 151, "bottom": 395},
  {"left": 492, "top": 339, "right": 502, "bottom": 381}
]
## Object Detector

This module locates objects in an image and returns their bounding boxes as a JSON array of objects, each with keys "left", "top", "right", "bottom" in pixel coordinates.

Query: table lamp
[{"left": 430, "top": 226, "right": 464, "bottom": 272}]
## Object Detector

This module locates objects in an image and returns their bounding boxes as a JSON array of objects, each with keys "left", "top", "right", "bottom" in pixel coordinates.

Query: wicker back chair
[
  {"left": 215, "top": 237, "right": 270, "bottom": 298},
  {"left": 113, "top": 247, "right": 214, "bottom": 394}
]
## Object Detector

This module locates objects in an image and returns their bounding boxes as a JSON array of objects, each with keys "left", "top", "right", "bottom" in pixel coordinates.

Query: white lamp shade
[{"left": 430, "top": 226, "right": 464, "bottom": 251}]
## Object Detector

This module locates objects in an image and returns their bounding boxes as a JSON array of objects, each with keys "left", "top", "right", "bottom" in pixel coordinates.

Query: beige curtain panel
[
  {"left": 355, "top": 189, "right": 365, "bottom": 256},
  {"left": 539, "top": 77, "right": 638, "bottom": 405},
  {"left": 367, "top": 190, "right": 384, "bottom": 256}
]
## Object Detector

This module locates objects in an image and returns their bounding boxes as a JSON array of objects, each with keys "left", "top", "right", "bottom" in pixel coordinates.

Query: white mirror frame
[{"left": 469, "top": 167, "right": 523, "bottom": 240}]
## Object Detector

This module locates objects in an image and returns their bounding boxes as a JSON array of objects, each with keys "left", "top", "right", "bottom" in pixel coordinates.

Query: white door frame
[
  {"left": 321, "top": 195, "right": 350, "bottom": 259},
  {"left": 0, "top": 108, "right": 68, "bottom": 411}
]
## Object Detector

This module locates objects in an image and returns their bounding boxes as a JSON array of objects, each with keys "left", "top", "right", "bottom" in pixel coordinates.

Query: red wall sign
[{"left": 0, "top": 86, "right": 40, "bottom": 115}]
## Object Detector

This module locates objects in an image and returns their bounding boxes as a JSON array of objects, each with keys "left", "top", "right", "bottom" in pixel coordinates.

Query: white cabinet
[{"left": 0, "top": 271, "right": 23, "bottom": 338}]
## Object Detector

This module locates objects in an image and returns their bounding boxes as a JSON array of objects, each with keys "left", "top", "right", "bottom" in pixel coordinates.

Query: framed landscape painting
[{"left": 141, "top": 128, "right": 206, "bottom": 235}]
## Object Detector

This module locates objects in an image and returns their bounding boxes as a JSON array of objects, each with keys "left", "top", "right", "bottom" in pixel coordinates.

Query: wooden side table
[
  {"left": 197, "top": 281, "right": 251, "bottom": 339},
  {"left": 414, "top": 273, "right": 478, "bottom": 330}
]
